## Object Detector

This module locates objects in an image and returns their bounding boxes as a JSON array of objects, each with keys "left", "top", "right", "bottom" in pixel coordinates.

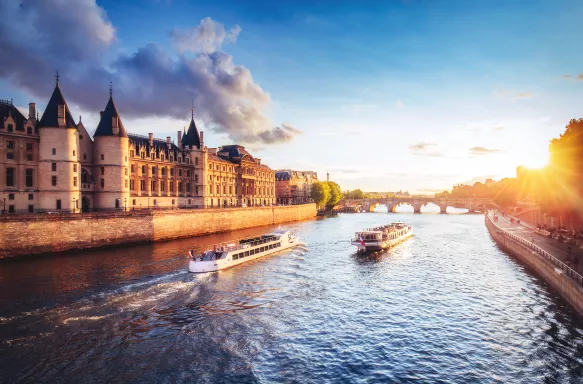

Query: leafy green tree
[
  {"left": 325, "top": 181, "right": 342, "bottom": 209},
  {"left": 311, "top": 181, "right": 331, "bottom": 209}
]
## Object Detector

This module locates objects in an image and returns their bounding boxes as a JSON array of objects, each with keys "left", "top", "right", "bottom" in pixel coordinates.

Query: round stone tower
[
  {"left": 92, "top": 88, "right": 130, "bottom": 210},
  {"left": 37, "top": 77, "right": 81, "bottom": 211}
]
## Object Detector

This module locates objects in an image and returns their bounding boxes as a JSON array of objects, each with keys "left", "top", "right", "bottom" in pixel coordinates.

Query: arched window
[{"left": 81, "top": 168, "right": 90, "bottom": 184}]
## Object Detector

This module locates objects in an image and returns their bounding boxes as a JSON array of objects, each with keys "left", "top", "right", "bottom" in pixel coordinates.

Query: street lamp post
[
  {"left": 72, "top": 198, "right": 77, "bottom": 213},
  {"left": 148, "top": 198, "right": 150, "bottom": 210},
  {"left": 1, "top": 198, "right": 5, "bottom": 214},
  {"left": 124, "top": 198, "right": 127, "bottom": 212}
]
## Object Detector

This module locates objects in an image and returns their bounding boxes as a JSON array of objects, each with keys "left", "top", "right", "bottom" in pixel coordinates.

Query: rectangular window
[
  {"left": 6, "top": 168, "right": 14, "bottom": 186},
  {"left": 133, "top": 199, "right": 136, "bottom": 206},
  {"left": 100, "top": 167, "right": 104, "bottom": 175},
  {"left": 124, "top": 168, "right": 128, "bottom": 176},
  {"left": 141, "top": 165, "right": 146, "bottom": 174},
  {"left": 179, "top": 169, "right": 182, "bottom": 177},
  {"left": 73, "top": 150, "right": 76, "bottom": 156},
  {"left": 56, "top": 200, "right": 61, "bottom": 210},
  {"left": 195, "top": 186, "right": 199, "bottom": 196},
  {"left": 162, "top": 168, "right": 166, "bottom": 176},
  {"left": 73, "top": 177, "right": 77, "bottom": 187},
  {"left": 52, "top": 163, "right": 56, "bottom": 172},
  {"left": 26, "top": 169, "right": 33, "bottom": 187},
  {"left": 52, "top": 175, "right": 57, "bottom": 186},
  {"left": 28, "top": 193, "right": 33, "bottom": 201},
  {"left": 131, "top": 164, "right": 135, "bottom": 173},
  {"left": 151, "top": 180, "right": 156, "bottom": 191},
  {"left": 7, "top": 124, "right": 13, "bottom": 132},
  {"left": 161, "top": 182, "right": 165, "bottom": 192},
  {"left": 171, "top": 169, "right": 175, "bottom": 177},
  {"left": 186, "top": 170, "right": 190, "bottom": 178},
  {"left": 7, "top": 141, "right": 14, "bottom": 149},
  {"left": 52, "top": 148, "right": 56, "bottom": 155},
  {"left": 8, "top": 205, "right": 14, "bottom": 213},
  {"left": 26, "top": 143, "right": 32, "bottom": 151},
  {"left": 8, "top": 193, "right": 14, "bottom": 200},
  {"left": 130, "top": 150, "right": 135, "bottom": 157},
  {"left": 73, "top": 164, "right": 77, "bottom": 173},
  {"left": 186, "top": 183, "right": 191, "bottom": 192},
  {"left": 151, "top": 166, "right": 155, "bottom": 175},
  {"left": 6, "top": 152, "right": 14, "bottom": 160},
  {"left": 125, "top": 179, "right": 128, "bottom": 188},
  {"left": 195, "top": 175, "right": 199, "bottom": 184},
  {"left": 195, "top": 157, "right": 199, "bottom": 166},
  {"left": 178, "top": 182, "right": 183, "bottom": 192},
  {"left": 216, "top": 185, "right": 220, "bottom": 194},
  {"left": 140, "top": 180, "right": 146, "bottom": 191},
  {"left": 130, "top": 180, "right": 135, "bottom": 191},
  {"left": 170, "top": 182, "right": 174, "bottom": 192},
  {"left": 83, "top": 153, "right": 87, "bottom": 160},
  {"left": 28, "top": 205, "right": 34, "bottom": 213},
  {"left": 27, "top": 153, "right": 33, "bottom": 161},
  {"left": 100, "top": 179, "right": 104, "bottom": 188},
  {"left": 101, "top": 154, "right": 104, "bottom": 160}
]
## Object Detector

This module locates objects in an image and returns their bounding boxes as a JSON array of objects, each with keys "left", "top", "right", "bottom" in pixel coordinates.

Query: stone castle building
[
  {"left": 0, "top": 79, "right": 275, "bottom": 213},
  {"left": 275, "top": 170, "right": 318, "bottom": 205}
]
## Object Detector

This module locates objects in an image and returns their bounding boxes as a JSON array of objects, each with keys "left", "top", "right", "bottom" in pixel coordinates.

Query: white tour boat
[
  {"left": 351, "top": 222, "right": 413, "bottom": 253},
  {"left": 188, "top": 229, "right": 300, "bottom": 273}
]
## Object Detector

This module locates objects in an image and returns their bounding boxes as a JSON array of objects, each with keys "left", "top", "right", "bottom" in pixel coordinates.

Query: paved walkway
[{"left": 489, "top": 211, "right": 583, "bottom": 275}]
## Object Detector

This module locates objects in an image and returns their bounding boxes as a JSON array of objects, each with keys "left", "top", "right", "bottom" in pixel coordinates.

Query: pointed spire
[
  {"left": 182, "top": 107, "right": 201, "bottom": 149},
  {"left": 79, "top": 115, "right": 82, "bottom": 123},
  {"left": 191, "top": 100, "right": 194, "bottom": 120},
  {"left": 94, "top": 84, "right": 127, "bottom": 137},
  {"left": 109, "top": 81, "right": 113, "bottom": 98},
  {"left": 39, "top": 73, "right": 76, "bottom": 129}
]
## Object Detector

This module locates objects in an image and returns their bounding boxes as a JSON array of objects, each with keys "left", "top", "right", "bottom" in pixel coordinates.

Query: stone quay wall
[
  {"left": 485, "top": 214, "right": 583, "bottom": 317},
  {"left": 0, "top": 204, "right": 316, "bottom": 258}
]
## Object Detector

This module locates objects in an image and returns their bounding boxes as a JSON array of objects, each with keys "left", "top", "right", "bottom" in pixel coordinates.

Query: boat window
[
  {"left": 245, "top": 251, "right": 249, "bottom": 257},
  {"left": 260, "top": 247, "right": 265, "bottom": 252},
  {"left": 277, "top": 242, "right": 281, "bottom": 247},
  {"left": 233, "top": 254, "right": 238, "bottom": 260}
]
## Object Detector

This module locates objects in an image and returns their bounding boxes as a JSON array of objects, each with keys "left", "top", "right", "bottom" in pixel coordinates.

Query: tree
[
  {"left": 311, "top": 181, "right": 330, "bottom": 209},
  {"left": 325, "top": 181, "right": 342, "bottom": 209}
]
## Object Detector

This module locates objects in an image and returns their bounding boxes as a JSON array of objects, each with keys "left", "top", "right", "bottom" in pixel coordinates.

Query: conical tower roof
[
  {"left": 182, "top": 109, "right": 201, "bottom": 148},
  {"left": 94, "top": 92, "right": 128, "bottom": 137},
  {"left": 38, "top": 78, "right": 77, "bottom": 129}
]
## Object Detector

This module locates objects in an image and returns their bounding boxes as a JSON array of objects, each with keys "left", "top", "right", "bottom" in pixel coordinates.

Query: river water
[{"left": 1, "top": 213, "right": 582, "bottom": 383}]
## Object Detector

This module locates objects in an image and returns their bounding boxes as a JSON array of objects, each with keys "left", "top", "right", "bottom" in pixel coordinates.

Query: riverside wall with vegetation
[
  {"left": 0, "top": 204, "right": 317, "bottom": 258},
  {"left": 486, "top": 214, "right": 583, "bottom": 317}
]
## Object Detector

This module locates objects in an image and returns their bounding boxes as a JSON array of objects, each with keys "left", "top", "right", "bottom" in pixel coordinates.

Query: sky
[{"left": 1, "top": 0, "right": 583, "bottom": 193}]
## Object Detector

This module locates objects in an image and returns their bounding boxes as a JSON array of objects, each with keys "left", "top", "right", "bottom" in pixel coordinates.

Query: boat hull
[
  {"left": 189, "top": 235, "right": 299, "bottom": 273},
  {"left": 351, "top": 230, "right": 413, "bottom": 253}
]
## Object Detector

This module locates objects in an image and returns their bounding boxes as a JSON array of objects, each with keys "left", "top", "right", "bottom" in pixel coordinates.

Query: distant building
[
  {"left": 275, "top": 170, "right": 318, "bottom": 204},
  {"left": 0, "top": 77, "right": 275, "bottom": 213}
]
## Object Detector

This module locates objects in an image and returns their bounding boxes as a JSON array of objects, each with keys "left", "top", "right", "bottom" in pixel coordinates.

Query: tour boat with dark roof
[
  {"left": 351, "top": 222, "right": 413, "bottom": 253},
  {"left": 188, "top": 229, "right": 300, "bottom": 273}
]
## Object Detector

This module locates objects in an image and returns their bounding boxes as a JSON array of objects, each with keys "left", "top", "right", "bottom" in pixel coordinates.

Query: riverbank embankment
[
  {"left": 0, "top": 204, "right": 316, "bottom": 259},
  {"left": 485, "top": 213, "right": 583, "bottom": 317}
]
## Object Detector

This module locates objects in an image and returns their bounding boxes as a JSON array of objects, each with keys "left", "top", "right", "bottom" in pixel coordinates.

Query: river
[{"left": 0, "top": 213, "right": 582, "bottom": 383}]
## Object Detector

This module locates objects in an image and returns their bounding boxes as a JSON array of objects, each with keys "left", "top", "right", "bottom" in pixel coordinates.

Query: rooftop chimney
[
  {"left": 99, "top": 111, "right": 103, "bottom": 118},
  {"left": 177, "top": 130, "right": 182, "bottom": 144},
  {"left": 28, "top": 103, "right": 36, "bottom": 120},
  {"left": 200, "top": 131, "right": 204, "bottom": 147},
  {"left": 112, "top": 116, "right": 119, "bottom": 135},
  {"left": 166, "top": 136, "right": 171, "bottom": 149},
  {"left": 148, "top": 133, "right": 154, "bottom": 146}
]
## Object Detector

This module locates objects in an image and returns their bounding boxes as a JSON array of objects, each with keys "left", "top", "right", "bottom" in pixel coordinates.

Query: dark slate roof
[
  {"left": 0, "top": 100, "right": 27, "bottom": 131},
  {"left": 275, "top": 171, "right": 291, "bottom": 180},
  {"left": 128, "top": 133, "right": 182, "bottom": 158},
  {"left": 38, "top": 84, "right": 77, "bottom": 129},
  {"left": 94, "top": 96, "right": 128, "bottom": 137},
  {"left": 217, "top": 145, "right": 254, "bottom": 163},
  {"left": 208, "top": 153, "right": 233, "bottom": 164},
  {"left": 182, "top": 116, "right": 201, "bottom": 148}
]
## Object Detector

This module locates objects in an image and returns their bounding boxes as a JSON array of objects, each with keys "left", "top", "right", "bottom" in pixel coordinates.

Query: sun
[{"left": 522, "top": 152, "right": 549, "bottom": 169}]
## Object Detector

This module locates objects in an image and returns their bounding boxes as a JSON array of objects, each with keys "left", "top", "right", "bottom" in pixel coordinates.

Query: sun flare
[{"left": 522, "top": 152, "right": 549, "bottom": 170}]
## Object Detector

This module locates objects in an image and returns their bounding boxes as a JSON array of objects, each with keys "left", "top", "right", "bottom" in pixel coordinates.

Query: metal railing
[{"left": 486, "top": 214, "right": 583, "bottom": 287}]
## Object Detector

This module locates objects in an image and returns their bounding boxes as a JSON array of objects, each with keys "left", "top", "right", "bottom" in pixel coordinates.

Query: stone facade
[
  {"left": 275, "top": 169, "right": 318, "bottom": 204},
  {"left": 0, "top": 204, "right": 316, "bottom": 258},
  {"left": 0, "top": 79, "right": 275, "bottom": 213}
]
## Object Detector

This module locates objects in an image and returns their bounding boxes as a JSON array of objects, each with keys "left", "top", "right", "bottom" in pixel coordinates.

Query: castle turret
[
  {"left": 92, "top": 86, "right": 129, "bottom": 210},
  {"left": 37, "top": 74, "right": 81, "bottom": 211},
  {"left": 182, "top": 107, "right": 206, "bottom": 207}
]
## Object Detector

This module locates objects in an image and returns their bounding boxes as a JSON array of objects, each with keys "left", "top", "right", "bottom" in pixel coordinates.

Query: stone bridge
[{"left": 340, "top": 196, "right": 497, "bottom": 214}]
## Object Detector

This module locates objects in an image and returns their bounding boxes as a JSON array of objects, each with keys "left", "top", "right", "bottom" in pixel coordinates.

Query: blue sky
[{"left": 2, "top": 0, "right": 583, "bottom": 193}]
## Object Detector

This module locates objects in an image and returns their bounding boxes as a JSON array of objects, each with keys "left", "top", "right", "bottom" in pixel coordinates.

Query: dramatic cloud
[
  {"left": 170, "top": 17, "right": 241, "bottom": 54},
  {"left": 409, "top": 142, "right": 443, "bottom": 157},
  {"left": 0, "top": 1, "right": 298, "bottom": 145},
  {"left": 468, "top": 146, "right": 503, "bottom": 156}
]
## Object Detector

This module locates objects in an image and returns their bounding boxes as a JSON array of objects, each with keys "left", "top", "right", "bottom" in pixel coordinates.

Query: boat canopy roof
[{"left": 355, "top": 231, "right": 383, "bottom": 235}]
